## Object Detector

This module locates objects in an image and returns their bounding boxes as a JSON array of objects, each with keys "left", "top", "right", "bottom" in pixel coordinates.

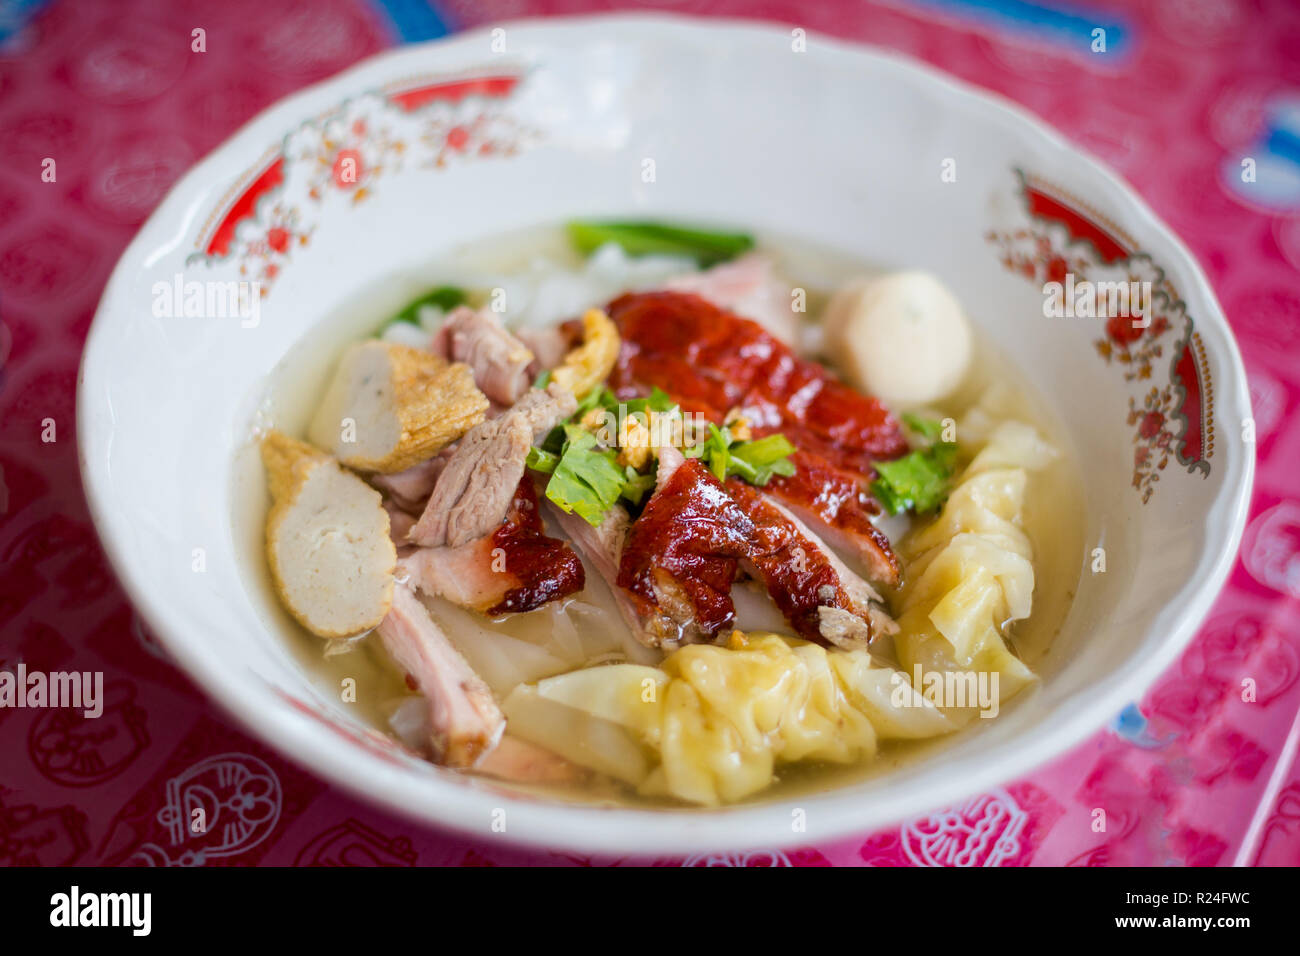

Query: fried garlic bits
[{"left": 550, "top": 308, "right": 620, "bottom": 399}]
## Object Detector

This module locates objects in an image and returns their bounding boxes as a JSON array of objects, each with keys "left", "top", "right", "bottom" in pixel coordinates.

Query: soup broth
[{"left": 232, "top": 225, "right": 1086, "bottom": 807}]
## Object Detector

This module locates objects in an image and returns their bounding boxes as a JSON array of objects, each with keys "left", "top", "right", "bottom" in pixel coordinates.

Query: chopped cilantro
[
  {"left": 731, "top": 434, "right": 797, "bottom": 484},
  {"left": 619, "top": 466, "right": 657, "bottom": 505},
  {"left": 616, "top": 386, "right": 677, "bottom": 417},
  {"left": 901, "top": 413, "right": 946, "bottom": 442},
  {"left": 684, "top": 425, "right": 796, "bottom": 487},
  {"left": 525, "top": 446, "right": 559, "bottom": 474},
  {"left": 870, "top": 441, "right": 957, "bottom": 516},
  {"left": 529, "top": 385, "right": 798, "bottom": 525},
  {"left": 541, "top": 425, "right": 628, "bottom": 526}
]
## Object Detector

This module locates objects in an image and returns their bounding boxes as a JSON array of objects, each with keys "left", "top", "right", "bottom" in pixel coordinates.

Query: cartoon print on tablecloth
[
  {"left": 0, "top": 453, "right": 46, "bottom": 521},
  {"left": 28, "top": 680, "right": 149, "bottom": 787},
  {"left": 0, "top": 514, "right": 116, "bottom": 618},
  {"left": 294, "top": 817, "right": 418, "bottom": 866},
  {"left": 1241, "top": 500, "right": 1300, "bottom": 600},
  {"left": 78, "top": 609, "right": 196, "bottom": 696},
  {"left": 859, "top": 783, "right": 1062, "bottom": 866},
  {"left": 96, "top": 717, "right": 323, "bottom": 866},
  {"left": 0, "top": 623, "right": 74, "bottom": 728},
  {"left": 1147, "top": 608, "right": 1300, "bottom": 733},
  {"left": 1066, "top": 743, "right": 1181, "bottom": 867},
  {"left": 0, "top": 796, "right": 91, "bottom": 867},
  {"left": 654, "top": 847, "right": 831, "bottom": 867},
  {"left": 986, "top": 171, "right": 1215, "bottom": 502},
  {"left": 1079, "top": 600, "right": 1294, "bottom": 865},
  {"left": 128, "top": 753, "right": 282, "bottom": 866},
  {"left": 1171, "top": 825, "right": 1230, "bottom": 866},
  {"left": 1253, "top": 783, "right": 1300, "bottom": 865}
]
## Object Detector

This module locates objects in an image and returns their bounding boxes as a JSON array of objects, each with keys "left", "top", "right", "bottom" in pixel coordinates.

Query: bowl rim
[{"left": 78, "top": 11, "right": 1255, "bottom": 856}]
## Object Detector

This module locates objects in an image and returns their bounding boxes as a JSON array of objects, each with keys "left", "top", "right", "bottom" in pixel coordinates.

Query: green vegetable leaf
[
  {"left": 683, "top": 426, "right": 796, "bottom": 488},
  {"left": 566, "top": 220, "right": 755, "bottom": 267},
  {"left": 392, "top": 285, "right": 468, "bottom": 324},
  {"left": 538, "top": 424, "right": 567, "bottom": 456},
  {"left": 705, "top": 424, "right": 731, "bottom": 481},
  {"left": 532, "top": 369, "right": 553, "bottom": 389},
  {"left": 525, "top": 446, "right": 559, "bottom": 474},
  {"left": 902, "top": 413, "right": 946, "bottom": 442},
  {"left": 752, "top": 456, "right": 796, "bottom": 486},
  {"left": 870, "top": 442, "right": 958, "bottom": 516},
  {"left": 731, "top": 434, "right": 796, "bottom": 468},
  {"left": 614, "top": 386, "right": 677, "bottom": 417},
  {"left": 543, "top": 425, "right": 628, "bottom": 526},
  {"left": 536, "top": 383, "right": 798, "bottom": 525},
  {"left": 573, "top": 385, "right": 614, "bottom": 419},
  {"left": 619, "top": 466, "right": 657, "bottom": 505}
]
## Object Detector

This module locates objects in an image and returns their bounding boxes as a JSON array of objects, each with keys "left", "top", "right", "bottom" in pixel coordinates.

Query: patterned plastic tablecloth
[{"left": 2, "top": 0, "right": 1299, "bottom": 866}]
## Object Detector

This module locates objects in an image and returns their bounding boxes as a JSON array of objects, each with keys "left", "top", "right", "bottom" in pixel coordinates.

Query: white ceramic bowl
[{"left": 79, "top": 14, "right": 1253, "bottom": 855}]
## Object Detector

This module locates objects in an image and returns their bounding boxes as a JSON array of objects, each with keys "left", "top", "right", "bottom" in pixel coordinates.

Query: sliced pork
[
  {"left": 725, "top": 478, "right": 896, "bottom": 649},
  {"left": 665, "top": 253, "right": 798, "bottom": 344},
  {"left": 408, "top": 383, "right": 576, "bottom": 548},
  {"left": 402, "top": 477, "right": 584, "bottom": 616},
  {"left": 607, "top": 290, "right": 908, "bottom": 474},
  {"left": 475, "top": 734, "right": 590, "bottom": 786},
  {"left": 606, "top": 290, "right": 905, "bottom": 586},
  {"left": 538, "top": 492, "right": 662, "bottom": 646},
  {"left": 615, "top": 447, "right": 755, "bottom": 647},
  {"left": 509, "top": 382, "right": 580, "bottom": 437},
  {"left": 432, "top": 306, "right": 534, "bottom": 406},
  {"left": 376, "top": 583, "right": 505, "bottom": 767},
  {"left": 547, "top": 444, "right": 894, "bottom": 650},
  {"left": 517, "top": 324, "right": 579, "bottom": 375},
  {"left": 369, "top": 450, "right": 451, "bottom": 514},
  {"left": 764, "top": 454, "right": 902, "bottom": 586},
  {"left": 384, "top": 500, "right": 417, "bottom": 542}
]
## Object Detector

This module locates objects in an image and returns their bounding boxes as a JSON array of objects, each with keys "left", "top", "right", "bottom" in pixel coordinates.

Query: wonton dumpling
[
  {"left": 502, "top": 683, "right": 653, "bottom": 786},
  {"left": 965, "top": 421, "right": 1059, "bottom": 476},
  {"left": 534, "top": 664, "right": 667, "bottom": 740},
  {"left": 892, "top": 413, "right": 1056, "bottom": 708},
  {"left": 829, "top": 651, "right": 955, "bottom": 739},
  {"left": 506, "top": 634, "right": 953, "bottom": 806},
  {"left": 654, "top": 637, "right": 878, "bottom": 804}
]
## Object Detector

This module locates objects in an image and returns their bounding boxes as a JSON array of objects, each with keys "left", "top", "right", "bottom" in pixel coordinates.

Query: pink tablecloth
[{"left": 2, "top": 0, "right": 1299, "bottom": 866}]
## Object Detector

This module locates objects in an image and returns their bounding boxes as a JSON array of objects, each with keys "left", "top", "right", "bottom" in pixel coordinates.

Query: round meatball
[{"left": 823, "top": 271, "right": 972, "bottom": 406}]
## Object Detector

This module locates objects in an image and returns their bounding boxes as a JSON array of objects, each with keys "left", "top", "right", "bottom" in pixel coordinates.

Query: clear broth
[{"left": 231, "top": 225, "right": 1086, "bottom": 808}]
